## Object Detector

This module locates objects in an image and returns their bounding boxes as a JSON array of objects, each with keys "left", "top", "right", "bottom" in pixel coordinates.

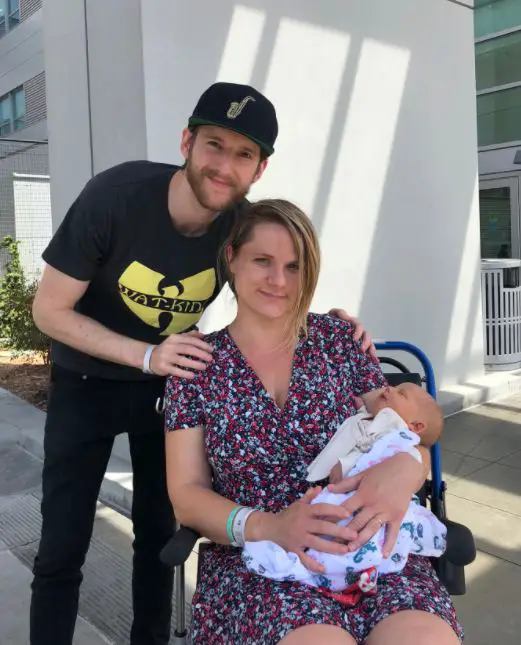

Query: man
[{"left": 30, "top": 81, "right": 373, "bottom": 645}]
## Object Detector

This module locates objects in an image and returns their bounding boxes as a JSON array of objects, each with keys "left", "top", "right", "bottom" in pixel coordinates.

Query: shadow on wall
[{"left": 142, "top": 0, "right": 481, "bottom": 388}]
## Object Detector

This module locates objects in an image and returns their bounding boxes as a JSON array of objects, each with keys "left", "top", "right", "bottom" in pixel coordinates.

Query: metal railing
[{"left": 0, "top": 138, "right": 51, "bottom": 280}]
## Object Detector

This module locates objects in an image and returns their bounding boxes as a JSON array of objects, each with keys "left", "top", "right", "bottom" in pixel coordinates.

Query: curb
[{"left": 0, "top": 388, "right": 134, "bottom": 517}]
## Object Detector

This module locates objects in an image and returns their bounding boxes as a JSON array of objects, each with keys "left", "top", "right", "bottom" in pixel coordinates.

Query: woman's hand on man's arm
[{"left": 327, "top": 451, "right": 425, "bottom": 557}]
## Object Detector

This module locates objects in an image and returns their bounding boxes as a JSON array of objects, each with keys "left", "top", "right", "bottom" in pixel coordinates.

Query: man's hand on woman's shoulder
[{"left": 150, "top": 330, "right": 214, "bottom": 378}]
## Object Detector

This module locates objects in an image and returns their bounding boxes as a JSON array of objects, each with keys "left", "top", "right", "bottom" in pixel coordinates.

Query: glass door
[{"left": 479, "top": 177, "right": 520, "bottom": 259}]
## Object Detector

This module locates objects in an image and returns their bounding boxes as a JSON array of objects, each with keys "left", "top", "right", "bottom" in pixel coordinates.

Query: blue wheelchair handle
[{"left": 374, "top": 341, "right": 442, "bottom": 499}]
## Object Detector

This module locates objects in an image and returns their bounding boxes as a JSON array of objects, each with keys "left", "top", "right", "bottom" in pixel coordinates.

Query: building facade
[
  {"left": 476, "top": 0, "right": 521, "bottom": 259},
  {"left": 0, "top": 0, "right": 49, "bottom": 279},
  {"left": 42, "top": 0, "right": 481, "bottom": 391},
  {"left": 0, "top": 0, "right": 46, "bottom": 141}
]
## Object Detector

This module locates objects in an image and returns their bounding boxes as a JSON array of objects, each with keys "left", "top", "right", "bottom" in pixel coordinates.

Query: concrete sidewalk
[
  {"left": 0, "top": 440, "right": 191, "bottom": 644},
  {"left": 441, "top": 395, "right": 521, "bottom": 644},
  {"left": 1, "top": 385, "right": 520, "bottom": 643},
  {"left": 0, "top": 441, "right": 114, "bottom": 644}
]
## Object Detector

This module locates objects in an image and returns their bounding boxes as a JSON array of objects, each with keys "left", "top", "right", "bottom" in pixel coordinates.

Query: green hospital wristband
[{"left": 226, "top": 506, "right": 243, "bottom": 543}]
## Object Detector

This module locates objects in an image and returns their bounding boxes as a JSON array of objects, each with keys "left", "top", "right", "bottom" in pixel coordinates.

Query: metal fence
[{"left": 0, "top": 138, "right": 51, "bottom": 281}]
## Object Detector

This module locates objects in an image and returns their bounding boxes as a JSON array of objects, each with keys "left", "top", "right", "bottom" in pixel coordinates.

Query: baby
[{"left": 243, "top": 383, "right": 447, "bottom": 602}]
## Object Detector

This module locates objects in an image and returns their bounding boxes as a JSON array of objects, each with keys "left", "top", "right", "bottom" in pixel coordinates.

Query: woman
[{"left": 164, "top": 199, "right": 463, "bottom": 644}]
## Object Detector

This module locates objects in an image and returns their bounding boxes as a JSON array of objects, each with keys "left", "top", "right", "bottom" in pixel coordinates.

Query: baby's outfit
[{"left": 243, "top": 408, "right": 447, "bottom": 597}]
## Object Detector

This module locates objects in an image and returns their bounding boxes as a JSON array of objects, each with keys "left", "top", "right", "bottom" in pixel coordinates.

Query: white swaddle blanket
[{"left": 242, "top": 409, "right": 446, "bottom": 592}]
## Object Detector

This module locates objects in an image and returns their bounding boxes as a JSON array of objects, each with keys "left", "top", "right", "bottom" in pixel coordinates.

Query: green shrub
[{"left": 0, "top": 236, "right": 50, "bottom": 362}]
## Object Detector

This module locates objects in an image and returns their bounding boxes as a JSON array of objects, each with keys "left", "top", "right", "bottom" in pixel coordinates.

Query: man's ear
[
  {"left": 409, "top": 420, "right": 426, "bottom": 435},
  {"left": 225, "top": 244, "right": 234, "bottom": 265},
  {"left": 180, "top": 127, "right": 195, "bottom": 161},
  {"left": 253, "top": 158, "right": 268, "bottom": 183},
  {"left": 225, "top": 245, "right": 236, "bottom": 278}
]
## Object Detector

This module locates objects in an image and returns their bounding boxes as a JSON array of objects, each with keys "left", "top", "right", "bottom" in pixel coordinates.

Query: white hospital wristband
[
  {"left": 231, "top": 507, "right": 256, "bottom": 547},
  {"left": 142, "top": 344, "right": 156, "bottom": 375}
]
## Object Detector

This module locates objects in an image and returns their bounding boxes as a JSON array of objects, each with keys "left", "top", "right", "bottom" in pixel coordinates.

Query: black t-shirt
[{"left": 42, "top": 160, "right": 242, "bottom": 380}]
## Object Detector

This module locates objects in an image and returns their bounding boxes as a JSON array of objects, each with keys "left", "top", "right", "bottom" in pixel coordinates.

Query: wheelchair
[{"left": 160, "top": 341, "right": 477, "bottom": 643}]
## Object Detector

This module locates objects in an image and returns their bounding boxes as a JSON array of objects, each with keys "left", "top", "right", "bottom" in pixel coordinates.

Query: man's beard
[{"left": 185, "top": 157, "right": 251, "bottom": 212}]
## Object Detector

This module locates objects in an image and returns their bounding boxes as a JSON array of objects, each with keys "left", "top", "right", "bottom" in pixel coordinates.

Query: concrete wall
[
  {"left": 21, "top": 0, "right": 43, "bottom": 22},
  {"left": 43, "top": 0, "right": 147, "bottom": 229},
  {"left": 24, "top": 71, "right": 46, "bottom": 128},
  {"left": 141, "top": 0, "right": 481, "bottom": 387}
]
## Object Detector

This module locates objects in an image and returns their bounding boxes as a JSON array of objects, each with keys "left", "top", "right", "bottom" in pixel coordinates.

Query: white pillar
[
  {"left": 43, "top": 0, "right": 147, "bottom": 228},
  {"left": 43, "top": 0, "right": 92, "bottom": 230}
]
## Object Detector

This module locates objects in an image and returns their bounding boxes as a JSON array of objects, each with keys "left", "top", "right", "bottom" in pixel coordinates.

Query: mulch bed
[{"left": 0, "top": 353, "right": 49, "bottom": 411}]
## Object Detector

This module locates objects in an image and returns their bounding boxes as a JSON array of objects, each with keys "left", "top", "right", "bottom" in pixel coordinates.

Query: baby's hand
[
  {"left": 361, "top": 388, "right": 386, "bottom": 415},
  {"left": 329, "top": 462, "right": 344, "bottom": 485}
]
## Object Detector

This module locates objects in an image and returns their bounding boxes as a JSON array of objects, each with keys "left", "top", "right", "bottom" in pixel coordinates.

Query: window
[
  {"left": 0, "top": 86, "right": 25, "bottom": 136},
  {"left": 479, "top": 179, "right": 520, "bottom": 259},
  {"left": 8, "top": 0, "right": 19, "bottom": 29},
  {"left": 475, "top": 30, "right": 521, "bottom": 91},
  {"left": 474, "top": 1, "right": 521, "bottom": 147},
  {"left": 0, "top": 94, "right": 12, "bottom": 136},
  {"left": 0, "top": 3, "right": 5, "bottom": 38},
  {"left": 12, "top": 86, "right": 24, "bottom": 130},
  {"left": 477, "top": 86, "right": 521, "bottom": 147},
  {"left": 0, "top": 0, "right": 19, "bottom": 38},
  {"left": 475, "top": 0, "right": 521, "bottom": 39}
]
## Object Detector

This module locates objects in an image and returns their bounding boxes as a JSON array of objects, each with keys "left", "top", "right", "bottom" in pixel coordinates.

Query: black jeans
[{"left": 30, "top": 365, "right": 174, "bottom": 645}]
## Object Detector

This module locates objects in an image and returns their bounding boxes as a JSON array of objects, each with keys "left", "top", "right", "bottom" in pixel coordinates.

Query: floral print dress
[{"left": 164, "top": 314, "right": 463, "bottom": 644}]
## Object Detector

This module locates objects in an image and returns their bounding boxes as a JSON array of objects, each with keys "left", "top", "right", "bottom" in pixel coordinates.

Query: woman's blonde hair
[{"left": 221, "top": 198, "right": 321, "bottom": 339}]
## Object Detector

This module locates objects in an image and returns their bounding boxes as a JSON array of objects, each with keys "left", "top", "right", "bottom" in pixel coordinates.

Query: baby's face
[{"left": 363, "top": 383, "right": 428, "bottom": 426}]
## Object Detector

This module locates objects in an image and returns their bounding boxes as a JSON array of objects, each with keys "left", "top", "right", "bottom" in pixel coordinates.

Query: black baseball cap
[{"left": 188, "top": 82, "right": 278, "bottom": 156}]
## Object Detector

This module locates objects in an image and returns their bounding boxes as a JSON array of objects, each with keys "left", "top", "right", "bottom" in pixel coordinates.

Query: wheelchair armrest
[
  {"left": 160, "top": 526, "right": 201, "bottom": 567},
  {"left": 443, "top": 519, "right": 476, "bottom": 566}
]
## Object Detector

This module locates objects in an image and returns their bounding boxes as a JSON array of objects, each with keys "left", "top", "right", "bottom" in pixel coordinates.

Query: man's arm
[
  {"left": 33, "top": 264, "right": 213, "bottom": 376},
  {"left": 33, "top": 264, "right": 152, "bottom": 369}
]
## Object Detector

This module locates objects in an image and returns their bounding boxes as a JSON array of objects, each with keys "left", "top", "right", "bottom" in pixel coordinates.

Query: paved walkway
[
  {"left": 0, "top": 389, "right": 520, "bottom": 643},
  {"left": 441, "top": 393, "right": 521, "bottom": 644},
  {"left": 0, "top": 442, "right": 113, "bottom": 644}
]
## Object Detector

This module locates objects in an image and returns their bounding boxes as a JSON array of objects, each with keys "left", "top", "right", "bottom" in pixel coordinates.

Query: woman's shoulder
[
  {"left": 199, "top": 327, "right": 237, "bottom": 375},
  {"left": 306, "top": 312, "right": 355, "bottom": 344},
  {"left": 202, "top": 327, "right": 233, "bottom": 354},
  {"left": 165, "top": 328, "right": 232, "bottom": 396},
  {"left": 305, "top": 313, "right": 362, "bottom": 363}
]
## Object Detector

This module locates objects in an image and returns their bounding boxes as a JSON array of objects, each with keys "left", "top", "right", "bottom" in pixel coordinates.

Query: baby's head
[{"left": 362, "top": 383, "right": 443, "bottom": 447}]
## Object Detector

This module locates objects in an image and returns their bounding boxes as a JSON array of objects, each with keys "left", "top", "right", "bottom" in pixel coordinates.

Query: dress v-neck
[{"left": 225, "top": 327, "right": 301, "bottom": 413}]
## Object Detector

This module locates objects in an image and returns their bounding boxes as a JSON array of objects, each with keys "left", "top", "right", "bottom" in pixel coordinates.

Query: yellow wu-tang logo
[{"left": 118, "top": 262, "right": 216, "bottom": 335}]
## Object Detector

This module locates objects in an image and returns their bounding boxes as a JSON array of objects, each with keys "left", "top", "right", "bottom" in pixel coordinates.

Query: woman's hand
[
  {"left": 327, "top": 453, "right": 424, "bottom": 556},
  {"left": 262, "top": 487, "right": 358, "bottom": 573}
]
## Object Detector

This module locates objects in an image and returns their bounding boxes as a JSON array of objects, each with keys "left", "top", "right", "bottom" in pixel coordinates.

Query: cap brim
[{"left": 188, "top": 117, "right": 274, "bottom": 156}]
